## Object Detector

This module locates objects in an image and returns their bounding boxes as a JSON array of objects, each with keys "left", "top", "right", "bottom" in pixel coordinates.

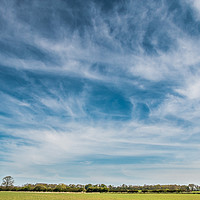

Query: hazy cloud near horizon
[{"left": 1, "top": 0, "right": 200, "bottom": 185}]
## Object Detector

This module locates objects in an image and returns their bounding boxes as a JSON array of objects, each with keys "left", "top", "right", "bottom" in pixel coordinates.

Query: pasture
[{"left": 0, "top": 192, "right": 200, "bottom": 200}]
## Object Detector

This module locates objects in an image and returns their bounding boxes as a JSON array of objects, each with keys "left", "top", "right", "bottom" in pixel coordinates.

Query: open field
[{"left": 0, "top": 192, "right": 200, "bottom": 200}]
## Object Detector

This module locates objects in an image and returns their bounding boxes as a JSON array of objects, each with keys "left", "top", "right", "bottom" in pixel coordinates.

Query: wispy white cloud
[{"left": 1, "top": 0, "right": 200, "bottom": 185}]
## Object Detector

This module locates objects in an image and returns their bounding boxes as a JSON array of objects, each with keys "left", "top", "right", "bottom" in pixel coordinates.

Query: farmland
[{"left": 0, "top": 192, "right": 200, "bottom": 200}]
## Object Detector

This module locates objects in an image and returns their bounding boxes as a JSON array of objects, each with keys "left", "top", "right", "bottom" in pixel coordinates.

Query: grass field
[{"left": 0, "top": 192, "right": 200, "bottom": 200}]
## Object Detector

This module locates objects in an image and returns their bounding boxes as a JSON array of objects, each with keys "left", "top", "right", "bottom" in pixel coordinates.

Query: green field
[{"left": 0, "top": 192, "right": 200, "bottom": 200}]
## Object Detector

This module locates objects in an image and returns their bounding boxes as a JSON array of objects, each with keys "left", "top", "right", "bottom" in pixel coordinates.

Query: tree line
[{"left": 1, "top": 176, "right": 200, "bottom": 193}]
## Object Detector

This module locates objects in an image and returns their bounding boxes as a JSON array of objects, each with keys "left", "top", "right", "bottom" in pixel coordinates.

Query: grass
[{"left": 0, "top": 192, "right": 200, "bottom": 200}]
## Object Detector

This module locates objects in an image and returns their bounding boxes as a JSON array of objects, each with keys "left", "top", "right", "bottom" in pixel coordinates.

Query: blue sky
[{"left": 1, "top": 0, "right": 200, "bottom": 186}]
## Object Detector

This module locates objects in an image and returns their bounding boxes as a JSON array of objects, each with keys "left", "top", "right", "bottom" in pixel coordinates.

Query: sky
[{"left": 1, "top": 0, "right": 200, "bottom": 186}]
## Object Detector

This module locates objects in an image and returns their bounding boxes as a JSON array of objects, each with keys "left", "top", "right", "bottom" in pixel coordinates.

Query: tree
[
  {"left": 2, "top": 176, "right": 14, "bottom": 187},
  {"left": 33, "top": 185, "right": 47, "bottom": 192}
]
